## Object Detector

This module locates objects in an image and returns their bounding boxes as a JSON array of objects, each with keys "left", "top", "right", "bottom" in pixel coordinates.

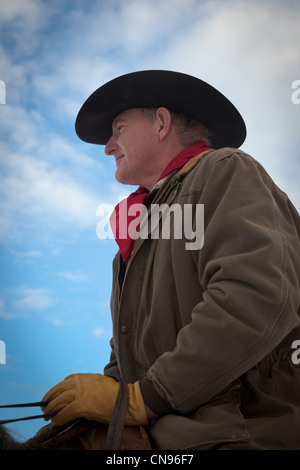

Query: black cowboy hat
[{"left": 75, "top": 70, "right": 246, "bottom": 149}]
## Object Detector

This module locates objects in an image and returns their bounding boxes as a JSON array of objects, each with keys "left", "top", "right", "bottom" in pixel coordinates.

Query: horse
[{"left": 0, "top": 420, "right": 153, "bottom": 450}]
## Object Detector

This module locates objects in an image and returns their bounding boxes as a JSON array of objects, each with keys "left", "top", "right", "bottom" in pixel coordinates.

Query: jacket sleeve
[{"left": 144, "top": 152, "right": 300, "bottom": 414}]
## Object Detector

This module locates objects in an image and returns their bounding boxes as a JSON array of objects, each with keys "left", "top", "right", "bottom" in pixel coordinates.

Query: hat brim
[{"left": 75, "top": 70, "right": 246, "bottom": 149}]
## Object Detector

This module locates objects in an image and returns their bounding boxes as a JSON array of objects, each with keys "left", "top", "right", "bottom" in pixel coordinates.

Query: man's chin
[{"left": 115, "top": 169, "right": 134, "bottom": 186}]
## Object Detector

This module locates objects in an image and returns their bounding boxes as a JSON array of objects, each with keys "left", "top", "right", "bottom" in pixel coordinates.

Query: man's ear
[{"left": 155, "top": 107, "right": 172, "bottom": 141}]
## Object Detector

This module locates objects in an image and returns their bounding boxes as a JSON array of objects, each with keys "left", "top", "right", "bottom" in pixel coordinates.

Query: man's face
[{"left": 104, "top": 108, "right": 159, "bottom": 189}]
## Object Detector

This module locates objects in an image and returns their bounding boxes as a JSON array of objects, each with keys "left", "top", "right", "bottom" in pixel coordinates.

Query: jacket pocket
[{"left": 149, "top": 401, "right": 250, "bottom": 450}]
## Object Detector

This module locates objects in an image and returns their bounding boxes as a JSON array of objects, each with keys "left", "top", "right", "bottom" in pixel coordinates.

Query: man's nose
[{"left": 104, "top": 135, "right": 117, "bottom": 155}]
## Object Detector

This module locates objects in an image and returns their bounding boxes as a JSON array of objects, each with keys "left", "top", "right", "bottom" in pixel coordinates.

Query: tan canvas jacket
[{"left": 104, "top": 147, "right": 300, "bottom": 449}]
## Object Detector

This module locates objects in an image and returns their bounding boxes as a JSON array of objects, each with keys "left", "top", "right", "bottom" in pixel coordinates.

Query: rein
[{"left": 0, "top": 401, "right": 54, "bottom": 425}]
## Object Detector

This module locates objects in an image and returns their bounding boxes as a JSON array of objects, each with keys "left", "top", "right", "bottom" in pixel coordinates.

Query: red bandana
[{"left": 110, "top": 141, "right": 211, "bottom": 261}]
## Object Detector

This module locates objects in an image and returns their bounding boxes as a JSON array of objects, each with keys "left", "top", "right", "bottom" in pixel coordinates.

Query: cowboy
[{"left": 42, "top": 70, "right": 300, "bottom": 449}]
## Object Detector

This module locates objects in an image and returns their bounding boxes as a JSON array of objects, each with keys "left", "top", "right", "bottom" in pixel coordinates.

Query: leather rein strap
[
  {"left": 0, "top": 401, "right": 53, "bottom": 425},
  {"left": 104, "top": 378, "right": 129, "bottom": 450}
]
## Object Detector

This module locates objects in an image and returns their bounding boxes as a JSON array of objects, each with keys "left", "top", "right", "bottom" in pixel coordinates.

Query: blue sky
[{"left": 0, "top": 0, "right": 299, "bottom": 441}]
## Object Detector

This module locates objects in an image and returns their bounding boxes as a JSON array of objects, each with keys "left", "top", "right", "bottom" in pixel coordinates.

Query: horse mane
[
  {"left": 0, "top": 420, "right": 98, "bottom": 450},
  {"left": 0, "top": 425, "right": 24, "bottom": 450},
  {"left": 0, "top": 417, "right": 153, "bottom": 450}
]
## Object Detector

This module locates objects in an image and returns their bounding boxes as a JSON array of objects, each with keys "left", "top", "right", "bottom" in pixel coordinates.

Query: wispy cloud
[
  {"left": 12, "top": 287, "right": 53, "bottom": 311},
  {"left": 10, "top": 249, "right": 42, "bottom": 258},
  {"left": 0, "top": 140, "right": 105, "bottom": 241},
  {"left": 9, "top": 249, "right": 42, "bottom": 267},
  {"left": 0, "top": 311, "right": 24, "bottom": 320},
  {"left": 57, "top": 271, "right": 87, "bottom": 282},
  {"left": 0, "top": 0, "right": 50, "bottom": 26},
  {"left": 92, "top": 327, "right": 111, "bottom": 338},
  {"left": 0, "top": 297, "right": 24, "bottom": 320},
  {"left": 0, "top": 0, "right": 55, "bottom": 56},
  {"left": 49, "top": 317, "right": 72, "bottom": 327}
]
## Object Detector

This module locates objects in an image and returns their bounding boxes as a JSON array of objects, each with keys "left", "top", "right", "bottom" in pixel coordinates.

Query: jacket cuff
[{"left": 139, "top": 377, "right": 174, "bottom": 417}]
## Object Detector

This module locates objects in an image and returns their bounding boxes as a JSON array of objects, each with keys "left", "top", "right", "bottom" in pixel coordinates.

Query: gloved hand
[{"left": 41, "top": 373, "right": 148, "bottom": 427}]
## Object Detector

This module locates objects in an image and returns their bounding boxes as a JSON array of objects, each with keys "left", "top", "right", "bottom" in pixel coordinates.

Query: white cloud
[
  {"left": 0, "top": 121, "right": 108, "bottom": 241},
  {"left": 92, "top": 327, "right": 111, "bottom": 338},
  {"left": 0, "top": 288, "right": 54, "bottom": 320},
  {"left": 8, "top": 249, "right": 42, "bottom": 268},
  {"left": 50, "top": 317, "right": 72, "bottom": 327},
  {"left": 10, "top": 249, "right": 42, "bottom": 259},
  {"left": 57, "top": 271, "right": 87, "bottom": 282},
  {"left": 0, "top": 297, "right": 24, "bottom": 319},
  {"left": 0, "top": 299, "right": 15, "bottom": 319},
  {"left": 12, "top": 287, "right": 53, "bottom": 311},
  {"left": 0, "top": 153, "right": 97, "bottom": 239},
  {"left": 0, "top": 311, "right": 23, "bottom": 320},
  {"left": 0, "top": 0, "right": 43, "bottom": 23},
  {"left": 0, "top": 0, "right": 55, "bottom": 56}
]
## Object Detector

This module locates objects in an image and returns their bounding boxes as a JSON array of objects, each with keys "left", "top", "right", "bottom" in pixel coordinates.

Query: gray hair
[{"left": 140, "top": 107, "right": 213, "bottom": 147}]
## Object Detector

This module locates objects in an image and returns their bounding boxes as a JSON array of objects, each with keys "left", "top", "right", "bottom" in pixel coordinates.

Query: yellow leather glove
[{"left": 41, "top": 373, "right": 148, "bottom": 427}]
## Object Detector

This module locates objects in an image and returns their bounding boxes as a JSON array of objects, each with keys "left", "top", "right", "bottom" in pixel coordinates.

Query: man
[{"left": 42, "top": 71, "right": 300, "bottom": 449}]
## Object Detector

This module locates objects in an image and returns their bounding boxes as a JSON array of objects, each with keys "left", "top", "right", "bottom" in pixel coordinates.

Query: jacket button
[{"left": 121, "top": 325, "right": 128, "bottom": 334}]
